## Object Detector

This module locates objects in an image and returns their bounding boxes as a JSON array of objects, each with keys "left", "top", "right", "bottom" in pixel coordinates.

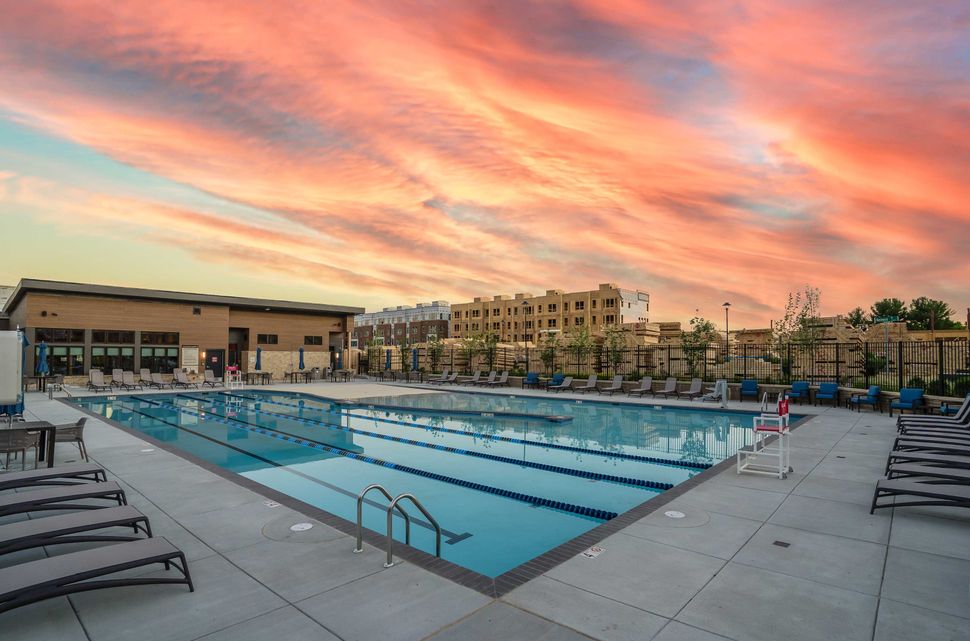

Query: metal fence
[{"left": 363, "top": 341, "right": 970, "bottom": 395}]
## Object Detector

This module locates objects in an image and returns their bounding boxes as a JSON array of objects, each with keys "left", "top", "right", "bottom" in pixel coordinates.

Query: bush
[
  {"left": 906, "top": 377, "right": 946, "bottom": 395},
  {"left": 951, "top": 377, "right": 970, "bottom": 398}
]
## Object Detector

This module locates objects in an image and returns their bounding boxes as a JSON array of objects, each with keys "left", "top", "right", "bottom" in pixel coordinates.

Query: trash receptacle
[{"left": 311, "top": 367, "right": 321, "bottom": 381}]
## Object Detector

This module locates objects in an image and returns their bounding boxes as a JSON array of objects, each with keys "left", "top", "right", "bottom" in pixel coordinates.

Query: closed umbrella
[
  {"left": 385, "top": 349, "right": 391, "bottom": 370},
  {"left": 36, "top": 341, "right": 50, "bottom": 376},
  {"left": 255, "top": 346, "right": 262, "bottom": 371},
  {"left": 298, "top": 346, "right": 305, "bottom": 370},
  {"left": 412, "top": 348, "right": 418, "bottom": 372}
]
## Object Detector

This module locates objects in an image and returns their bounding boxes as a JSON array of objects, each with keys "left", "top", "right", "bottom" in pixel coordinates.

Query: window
[
  {"left": 492, "top": 308, "right": 501, "bottom": 316},
  {"left": 192, "top": 306, "right": 202, "bottom": 315},
  {"left": 592, "top": 316, "right": 597, "bottom": 324},
  {"left": 563, "top": 302, "right": 569, "bottom": 312},
  {"left": 92, "top": 330, "right": 135, "bottom": 344},
  {"left": 141, "top": 347, "right": 179, "bottom": 373},
  {"left": 575, "top": 301, "right": 585, "bottom": 311},
  {"left": 304, "top": 336, "right": 323, "bottom": 345},
  {"left": 454, "top": 324, "right": 460, "bottom": 332},
  {"left": 605, "top": 315, "right": 616, "bottom": 324},
  {"left": 525, "top": 320, "right": 533, "bottom": 329},
  {"left": 562, "top": 318, "right": 569, "bottom": 326},
  {"left": 548, "top": 304, "right": 557, "bottom": 313},
  {"left": 493, "top": 322, "right": 501, "bottom": 330},
  {"left": 592, "top": 300, "right": 597, "bottom": 308},
  {"left": 605, "top": 298, "right": 616, "bottom": 308},
  {"left": 548, "top": 319, "right": 557, "bottom": 328},
  {"left": 538, "top": 305, "right": 543, "bottom": 313},
  {"left": 575, "top": 317, "right": 585, "bottom": 325},
  {"left": 91, "top": 346, "right": 135, "bottom": 372},
  {"left": 35, "top": 328, "right": 84, "bottom": 343},
  {"left": 35, "top": 345, "right": 83, "bottom": 376},
  {"left": 141, "top": 332, "right": 179, "bottom": 345},
  {"left": 471, "top": 310, "right": 480, "bottom": 318},
  {"left": 257, "top": 334, "right": 278, "bottom": 344}
]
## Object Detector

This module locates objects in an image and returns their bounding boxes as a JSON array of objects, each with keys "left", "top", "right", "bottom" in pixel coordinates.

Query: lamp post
[
  {"left": 522, "top": 300, "right": 531, "bottom": 372},
  {"left": 722, "top": 302, "right": 731, "bottom": 357}
]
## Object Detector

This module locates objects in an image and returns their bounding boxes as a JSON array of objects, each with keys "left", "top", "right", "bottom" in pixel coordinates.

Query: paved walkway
[{"left": 1, "top": 383, "right": 968, "bottom": 641}]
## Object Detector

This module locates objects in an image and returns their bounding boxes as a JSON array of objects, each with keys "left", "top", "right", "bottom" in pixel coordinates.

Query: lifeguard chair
[
  {"left": 737, "top": 392, "right": 792, "bottom": 479},
  {"left": 225, "top": 365, "right": 244, "bottom": 390}
]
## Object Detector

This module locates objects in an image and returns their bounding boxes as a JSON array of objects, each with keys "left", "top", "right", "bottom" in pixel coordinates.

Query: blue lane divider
[
  {"left": 222, "top": 392, "right": 711, "bottom": 471},
  {"left": 182, "top": 393, "right": 673, "bottom": 491},
  {"left": 135, "top": 396, "right": 619, "bottom": 521}
]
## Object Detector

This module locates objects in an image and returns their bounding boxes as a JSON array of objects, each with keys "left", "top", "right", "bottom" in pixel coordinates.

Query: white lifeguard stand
[
  {"left": 737, "top": 393, "right": 792, "bottom": 479},
  {"left": 225, "top": 365, "right": 244, "bottom": 390}
]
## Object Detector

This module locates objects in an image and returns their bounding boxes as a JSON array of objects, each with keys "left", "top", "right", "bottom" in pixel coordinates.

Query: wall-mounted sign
[{"left": 181, "top": 345, "right": 200, "bottom": 373}]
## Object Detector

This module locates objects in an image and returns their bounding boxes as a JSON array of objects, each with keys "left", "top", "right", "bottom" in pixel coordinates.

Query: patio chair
[
  {"left": 848, "top": 385, "right": 881, "bottom": 412},
  {"left": 885, "top": 451, "right": 970, "bottom": 473},
  {"left": 0, "top": 481, "right": 126, "bottom": 518},
  {"left": 0, "top": 505, "right": 151, "bottom": 557},
  {"left": 521, "top": 372, "right": 540, "bottom": 389},
  {"left": 476, "top": 371, "right": 497, "bottom": 386},
  {"left": 598, "top": 375, "right": 625, "bottom": 396},
  {"left": 886, "top": 463, "right": 970, "bottom": 484},
  {"left": 172, "top": 370, "right": 199, "bottom": 389},
  {"left": 0, "top": 429, "right": 41, "bottom": 471},
  {"left": 573, "top": 374, "right": 599, "bottom": 393},
  {"left": 654, "top": 377, "right": 678, "bottom": 398},
  {"left": 202, "top": 369, "right": 222, "bottom": 387},
  {"left": 427, "top": 369, "right": 450, "bottom": 383},
  {"left": 149, "top": 373, "right": 170, "bottom": 389},
  {"left": 787, "top": 381, "right": 810, "bottom": 404},
  {"left": 541, "top": 373, "right": 565, "bottom": 390},
  {"left": 110, "top": 369, "right": 124, "bottom": 388},
  {"left": 139, "top": 368, "right": 153, "bottom": 386},
  {"left": 627, "top": 377, "right": 653, "bottom": 397},
  {"left": 548, "top": 376, "right": 574, "bottom": 393},
  {"left": 814, "top": 382, "right": 839, "bottom": 406},
  {"left": 86, "top": 370, "right": 112, "bottom": 393},
  {"left": 898, "top": 411, "right": 970, "bottom": 436},
  {"left": 54, "top": 418, "right": 89, "bottom": 462},
  {"left": 740, "top": 379, "right": 759, "bottom": 402},
  {"left": 890, "top": 388, "right": 925, "bottom": 417},
  {"left": 456, "top": 371, "right": 482, "bottom": 385},
  {"left": 429, "top": 372, "right": 458, "bottom": 385},
  {"left": 0, "top": 463, "right": 107, "bottom": 491},
  {"left": 676, "top": 378, "right": 703, "bottom": 400},
  {"left": 121, "top": 371, "right": 143, "bottom": 391},
  {"left": 487, "top": 371, "right": 509, "bottom": 387},
  {"left": 870, "top": 478, "right": 970, "bottom": 513},
  {"left": 0, "top": 537, "right": 193, "bottom": 613}
]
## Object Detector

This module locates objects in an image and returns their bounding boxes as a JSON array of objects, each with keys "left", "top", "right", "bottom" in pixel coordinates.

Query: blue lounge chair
[
  {"left": 521, "top": 372, "right": 540, "bottom": 389},
  {"left": 787, "top": 381, "right": 810, "bottom": 404},
  {"left": 848, "top": 386, "right": 881, "bottom": 412},
  {"left": 891, "top": 388, "right": 925, "bottom": 417},
  {"left": 740, "top": 379, "right": 759, "bottom": 402},
  {"left": 815, "top": 382, "right": 840, "bottom": 407},
  {"left": 542, "top": 373, "right": 565, "bottom": 390}
]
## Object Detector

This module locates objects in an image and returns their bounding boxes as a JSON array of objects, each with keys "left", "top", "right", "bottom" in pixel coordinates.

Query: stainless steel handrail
[
  {"left": 354, "top": 484, "right": 411, "bottom": 554},
  {"left": 384, "top": 493, "right": 441, "bottom": 568}
]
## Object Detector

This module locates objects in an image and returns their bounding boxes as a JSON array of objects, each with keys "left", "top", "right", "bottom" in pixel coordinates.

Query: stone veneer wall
[{"left": 244, "top": 350, "right": 332, "bottom": 380}]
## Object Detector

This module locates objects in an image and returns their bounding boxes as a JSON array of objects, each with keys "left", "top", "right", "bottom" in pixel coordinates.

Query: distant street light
[{"left": 722, "top": 302, "right": 732, "bottom": 356}]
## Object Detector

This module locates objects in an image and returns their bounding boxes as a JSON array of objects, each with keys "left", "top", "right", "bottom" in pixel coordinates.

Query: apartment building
[
  {"left": 353, "top": 301, "right": 450, "bottom": 346},
  {"left": 450, "top": 284, "right": 649, "bottom": 343}
]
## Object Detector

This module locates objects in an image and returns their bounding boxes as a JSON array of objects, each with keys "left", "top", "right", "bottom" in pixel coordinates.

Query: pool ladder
[{"left": 354, "top": 484, "right": 441, "bottom": 568}]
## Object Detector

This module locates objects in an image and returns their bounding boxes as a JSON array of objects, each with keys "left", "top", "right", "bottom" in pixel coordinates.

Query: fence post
[
  {"left": 864, "top": 342, "right": 870, "bottom": 388},
  {"left": 743, "top": 343, "right": 748, "bottom": 379},
  {"left": 897, "top": 342, "right": 904, "bottom": 391},
  {"left": 786, "top": 343, "right": 792, "bottom": 384},
  {"left": 835, "top": 343, "right": 841, "bottom": 385},
  {"left": 939, "top": 341, "right": 946, "bottom": 396}
]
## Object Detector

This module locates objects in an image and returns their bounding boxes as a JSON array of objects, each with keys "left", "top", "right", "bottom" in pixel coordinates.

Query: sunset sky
[{"left": 1, "top": 1, "right": 967, "bottom": 328}]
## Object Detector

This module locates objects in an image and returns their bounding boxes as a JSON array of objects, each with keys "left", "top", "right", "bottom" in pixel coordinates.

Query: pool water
[{"left": 72, "top": 390, "right": 772, "bottom": 577}]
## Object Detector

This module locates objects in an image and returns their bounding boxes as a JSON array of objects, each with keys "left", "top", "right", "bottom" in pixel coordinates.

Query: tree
[
  {"left": 602, "top": 324, "right": 626, "bottom": 375},
  {"left": 681, "top": 316, "right": 717, "bottom": 378},
  {"left": 870, "top": 298, "right": 907, "bottom": 322},
  {"left": 427, "top": 336, "right": 445, "bottom": 372},
  {"left": 907, "top": 297, "right": 963, "bottom": 330},
  {"left": 459, "top": 333, "right": 485, "bottom": 373},
  {"left": 773, "top": 286, "right": 823, "bottom": 348},
  {"left": 539, "top": 332, "right": 560, "bottom": 374},
  {"left": 565, "top": 324, "right": 593, "bottom": 374},
  {"left": 846, "top": 307, "right": 868, "bottom": 327},
  {"left": 397, "top": 331, "right": 413, "bottom": 375}
]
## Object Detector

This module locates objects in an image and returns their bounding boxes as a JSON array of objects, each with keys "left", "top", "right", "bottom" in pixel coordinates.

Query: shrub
[{"left": 950, "top": 377, "right": 970, "bottom": 398}]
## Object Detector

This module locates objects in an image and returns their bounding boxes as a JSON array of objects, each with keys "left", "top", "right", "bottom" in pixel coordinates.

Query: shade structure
[
  {"left": 255, "top": 346, "right": 262, "bottom": 370},
  {"left": 298, "top": 346, "right": 305, "bottom": 370},
  {"left": 36, "top": 342, "right": 50, "bottom": 375},
  {"left": 385, "top": 349, "right": 391, "bottom": 370}
]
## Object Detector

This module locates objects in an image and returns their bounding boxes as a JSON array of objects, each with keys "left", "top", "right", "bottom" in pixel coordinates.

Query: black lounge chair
[
  {"left": 627, "top": 377, "right": 653, "bottom": 397},
  {"left": 0, "top": 481, "right": 126, "bottom": 518},
  {"left": 887, "top": 463, "right": 970, "bottom": 484},
  {"left": 870, "top": 478, "right": 970, "bottom": 513},
  {"left": 573, "top": 375, "right": 599, "bottom": 393},
  {"left": 885, "top": 451, "right": 970, "bottom": 474},
  {"left": 0, "top": 463, "right": 106, "bottom": 491},
  {"left": 897, "top": 394, "right": 970, "bottom": 429},
  {"left": 0, "top": 537, "right": 193, "bottom": 613},
  {"left": 598, "top": 375, "right": 625, "bottom": 396},
  {"left": 0, "top": 505, "right": 151, "bottom": 556}
]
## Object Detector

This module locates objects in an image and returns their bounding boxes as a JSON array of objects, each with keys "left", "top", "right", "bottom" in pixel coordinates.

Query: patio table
[{"left": 0, "top": 420, "right": 57, "bottom": 468}]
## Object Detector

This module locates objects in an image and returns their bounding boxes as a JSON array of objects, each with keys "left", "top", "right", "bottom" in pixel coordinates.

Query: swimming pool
[{"left": 72, "top": 389, "right": 774, "bottom": 577}]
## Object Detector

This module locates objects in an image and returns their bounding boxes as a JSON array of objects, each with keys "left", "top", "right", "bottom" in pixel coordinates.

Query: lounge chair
[
  {"left": 573, "top": 375, "right": 599, "bottom": 393},
  {"left": 891, "top": 438, "right": 970, "bottom": 456},
  {"left": 787, "top": 381, "right": 810, "bottom": 404},
  {"left": 870, "top": 478, "right": 970, "bottom": 513},
  {"left": 202, "top": 369, "right": 222, "bottom": 387},
  {"left": 541, "top": 373, "right": 565, "bottom": 391},
  {"left": 0, "top": 463, "right": 106, "bottom": 491},
  {"left": 885, "top": 451, "right": 970, "bottom": 473},
  {"left": 456, "top": 371, "right": 482, "bottom": 385},
  {"left": 121, "top": 371, "right": 143, "bottom": 391},
  {"left": 740, "top": 379, "right": 759, "bottom": 402},
  {"left": 848, "top": 386, "right": 881, "bottom": 412},
  {"left": 702, "top": 379, "right": 728, "bottom": 403},
  {"left": 897, "top": 394, "right": 970, "bottom": 429},
  {"left": 487, "top": 371, "right": 509, "bottom": 387},
  {"left": 139, "top": 368, "right": 153, "bottom": 387},
  {"left": 627, "top": 377, "right": 653, "bottom": 397},
  {"left": 149, "top": 373, "right": 170, "bottom": 389},
  {"left": 86, "top": 370, "right": 111, "bottom": 393},
  {"left": 53, "top": 418, "right": 89, "bottom": 462},
  {"left": 548, "top": 376, "right": 574, "bottom": 393},
  {"left": 598, "top": 375, "right": 624, "bottom": 395},
  {"left": 0, "top": 505, "right": 151, "bottom": 556},
  {"left": 475, "top": 372, "right": 497, "bottom": 386},
  {"left": 814, "top": 382, "right": 840, "bottom": 407},
  {"left": 886, "top": 463, "right": 970, "bottom": 484},
  {"left": 110, "top": 369, "right": 125, "bottom": 388},
  {"left": 427, "top": 369, "right": 450, "bottom": 383},
  {"left": 521, "top": 372, "right": 540, "bottom": 389},
  {"left": 676, "top": 378, "right": 703, "bottom": 400},
  {"left": 430, "top": 373, "right": 458, "bottom": 385},
  {"left": 654, "top": 377, "right": 678, "bottom": 398},
  {"left": 890, "top": 388, "right": 925, "bottom": 417},
  {"left": 172, "top": 370, "right": 199, "bottom": 389},
  {"left": 0, "top": 481, "right": 127, "bottom": 518},
  {"left": 0, "top": 537, "right": 193, "bottom": 613}
]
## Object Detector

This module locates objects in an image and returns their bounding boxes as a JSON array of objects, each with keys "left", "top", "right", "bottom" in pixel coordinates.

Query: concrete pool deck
[{"left": 1, "top": 381, "right": 968, "bottom": 640}]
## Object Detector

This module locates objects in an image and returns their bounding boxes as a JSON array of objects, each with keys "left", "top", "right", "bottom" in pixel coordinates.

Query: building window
[
  {"left": 575, "top": 317, "right": 585, "bottom": 325},
  {"left": 548, "top": 304, "right": 557, "bottom": 313},
  {"left": 605, "top": 298, "right": 616, "bottom": 308},
  {"left": 563, "top": 302, "right": 569, "bottom": 312},
  {"left": 35, "top": 345, "right": 84, "bottom": 376},
  {"left": 538, "top": 305, "right": 543, "bottom": 313},
  {"left": 563, "top": 318, "right": 569, "bottom": 326},
  {"left": 525, "top": 320, "right": 533, "bottom": 329},
  {"left": 471, "top": 310, "right": 480, "bottom": 318},
  {"left": 605, "top": 315, "right": 616, "bottom": 324},
  {"left": 92, "top": 330, "right": 135, "bottom": 344},
  {"left": 35, "top": 328, "right": 84, "bottom": 343},
  {"left": 192, "top": 306, "right": 202, "bottom": 315},
  {"left": 304, "top": 336, "right": 323, "bottom": 345},
  {"left": 592, "top": 316, "right": 597, "bottom": 324},
  {"left": 141, "top": 331, "right": 180, "bottom": 345},
  {"left": 592, "top": 300, "right": 597, "bottom": 308},
  {"left": 454, "top": 324, "right": 460, "bottom": 332},
  {"left": 548, "top": 319, "right": 557, "bottom": 328},
  {"left": 91, "top": 346, "right": 135, "bottom": 372},
  {"left": 141, "top": 347, "right": 179, "bottom": 373},
  {"left": 257, "top": 334, "right": 278, "bottom": 345},
  {"left": 575, "top": 301, "right": 585, "bottom": 311}
]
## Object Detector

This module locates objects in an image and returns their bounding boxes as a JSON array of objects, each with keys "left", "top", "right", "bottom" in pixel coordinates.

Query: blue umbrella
[
  {"left": 36, "top": 342, "right": 50, "bottom": 375},
  {"left": 385, "top": 349, "right": 391, "bottom": 370},
  {"left": 298, "top": 346, "right": 305, "bottom": 370},
  {"left": 255, "top": 346, "right": 262, "bottom": 371},
  {"left": 412, "top": 348, "right": 418, "bottom": 371}
]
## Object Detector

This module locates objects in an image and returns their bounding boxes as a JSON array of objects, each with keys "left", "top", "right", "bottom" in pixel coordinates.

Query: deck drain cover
[
  {"left": 665, "top": 510, "right": 686, "bottom": 519},
  {"left": 836, "top": 455, "right": 846, "bottom": 459},
  {"left": 290, "top": 522, "right": 314, "bottom": 532},
  {"left": 263, "top": 501, "right": 281, "bottom": 508},
  {"left": 773, "top": 540, "right": 791, "bottom": 548}
]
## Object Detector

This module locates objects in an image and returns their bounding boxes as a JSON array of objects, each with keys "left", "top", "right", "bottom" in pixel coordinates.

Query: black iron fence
[{"left": 363, "top": 341, "right": 970, "bottom": 396}]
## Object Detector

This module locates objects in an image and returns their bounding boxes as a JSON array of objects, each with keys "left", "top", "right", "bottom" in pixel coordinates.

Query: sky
[{"left": 0, "top": 1, "right": 968, "bottom": 328}]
